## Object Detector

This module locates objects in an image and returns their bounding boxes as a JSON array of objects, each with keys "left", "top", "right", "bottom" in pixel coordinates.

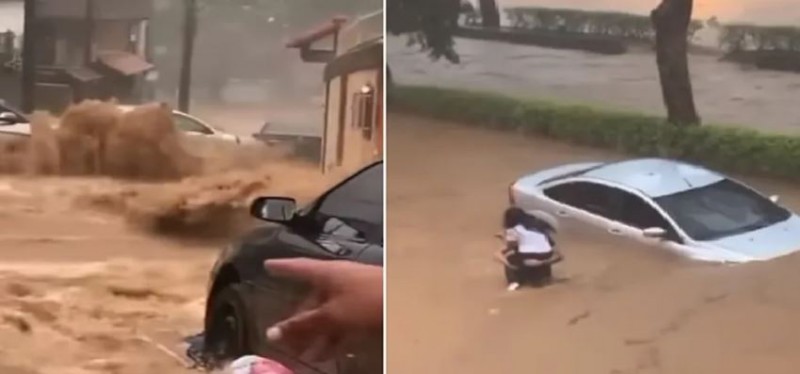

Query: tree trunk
[
  {"left": 651, "top": 0, "right": 700, "bottom": 126},
  {"left": 479, "top": 0, "right": 500, "bottom": 28},
  {"left": 386, "top": 64, "right": 394, "bottom": 105}
]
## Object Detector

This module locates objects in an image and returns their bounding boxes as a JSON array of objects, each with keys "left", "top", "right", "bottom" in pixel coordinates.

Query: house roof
[
  {"left": 97, "top": 52, "right": 153, "bottom": 76},
  {"left": 285, "top": 16, "right": 348, "bottom": 49}
]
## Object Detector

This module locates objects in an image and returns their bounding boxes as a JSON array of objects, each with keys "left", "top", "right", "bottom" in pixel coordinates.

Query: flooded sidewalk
[{"left": 389, "top": 36, "right": 800, "bottom": 135}]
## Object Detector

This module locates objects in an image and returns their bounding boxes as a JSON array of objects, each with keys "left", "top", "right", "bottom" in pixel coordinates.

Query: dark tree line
[{"left": 388, "top": 0, "right": 701, "bottom": 126}]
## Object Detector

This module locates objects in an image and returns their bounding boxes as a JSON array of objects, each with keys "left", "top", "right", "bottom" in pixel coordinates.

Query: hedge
[
  {"left": 720, "top": 24, "right": 800, "bottom": 52},
  {"left": 504, "top": 7, "right": 704, "bottom": 42},
  {"left": 390, "top": 85, "right": 800, "bottom": 181},
  {"left": 454, "top": 26, "right": 628, "bottom": 55}
]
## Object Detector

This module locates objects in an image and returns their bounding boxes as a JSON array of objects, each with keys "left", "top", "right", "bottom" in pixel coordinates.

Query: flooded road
[
  {"left": 0, "top": 103, "right": 332, "bottom": 373},
  {"left": 387, "top": 113, "right": 800, "bottom": 374},
  {"left": 388, "top": 36, "right": 800, "bottom": 134}
]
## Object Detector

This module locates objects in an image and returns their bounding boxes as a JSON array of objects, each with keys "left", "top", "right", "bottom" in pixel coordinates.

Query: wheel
[{"left": 205, "top": 283, "right": 255, "bottom": 362}]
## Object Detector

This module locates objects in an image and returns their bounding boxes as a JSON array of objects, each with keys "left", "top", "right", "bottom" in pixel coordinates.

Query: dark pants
[{"left": 505, "top": 252, "right": 554, "bottom": 286}]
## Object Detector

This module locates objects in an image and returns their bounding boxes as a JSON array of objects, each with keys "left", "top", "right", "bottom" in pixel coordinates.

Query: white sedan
[
  {"left": 509, "top": 158, "right": 800, "bottom": 263},
  {"left": 0, "top": 105, "right": 241, "bottom": 144}
]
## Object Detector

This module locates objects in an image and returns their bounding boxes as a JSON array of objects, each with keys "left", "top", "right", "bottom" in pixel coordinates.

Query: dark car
[
  {"left": 252, "top": 121, "right": 323, "bottom": 164},
  {"left": 203, "top": 161, "right": 383, "bottom": 374}
]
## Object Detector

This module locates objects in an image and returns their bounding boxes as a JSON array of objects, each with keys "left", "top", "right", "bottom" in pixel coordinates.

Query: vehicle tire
[{"left": 205, "top": 283, "right": 256, "bottom": 362}]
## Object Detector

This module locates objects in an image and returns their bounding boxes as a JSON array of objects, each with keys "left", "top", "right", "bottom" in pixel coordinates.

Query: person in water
[{"left": 495, "top": 207, "right": 563, "bottom": 291}]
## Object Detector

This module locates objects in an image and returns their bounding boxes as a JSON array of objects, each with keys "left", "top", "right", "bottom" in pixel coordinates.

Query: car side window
[
  {"left": 173, "top": 114, "right": 213, "bottom": 135},
  {"left": 618, "top": 193, "right": 671, "bottom": 230},
  {"left": 618, "top": 193, "right": 682, "bottom": 242},
  {"left": 314, "top": 163, "right": 383, "bottom": 245},
  {"left": 543, "top": 182, "right": 587, "bottom": 207},
  {"left": 544, "top": 181, "right": 624, "bottom": 220}
]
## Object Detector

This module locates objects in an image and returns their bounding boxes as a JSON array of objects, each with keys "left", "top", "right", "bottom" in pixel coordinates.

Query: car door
[
  {"left": 615, "top": 191, "right": 685, "bottom": 251},
  {"left": 258, "top": 163, "right": 383, "bottom": 374},
  {"left": 541, "top": 181, "right": 625, "bottom": 238}
]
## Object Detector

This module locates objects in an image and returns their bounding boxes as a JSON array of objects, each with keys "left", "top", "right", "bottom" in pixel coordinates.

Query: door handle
[
  {"left": 556, "top": 210, "right": 570, "bottom": 217},
  {"left": 608, "top": 227, "right": 623, "bottom": 236}
]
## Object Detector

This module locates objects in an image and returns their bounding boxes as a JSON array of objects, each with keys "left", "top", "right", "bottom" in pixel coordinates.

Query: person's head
[{"left": 503, "top": 207, "right": 526, "bottom": 229}]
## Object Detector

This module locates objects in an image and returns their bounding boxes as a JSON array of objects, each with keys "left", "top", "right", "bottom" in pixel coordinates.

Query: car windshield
[
  {"left": 655, "top": 179, "right": 791, "bottom": 241},
  {"left": 314, "top": 163, "right": 383, "bottom": 246}
]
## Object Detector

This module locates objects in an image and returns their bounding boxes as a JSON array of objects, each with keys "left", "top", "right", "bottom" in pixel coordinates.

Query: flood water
[{"left": 389, "top": 36, "right": 800, "bottom": 134}]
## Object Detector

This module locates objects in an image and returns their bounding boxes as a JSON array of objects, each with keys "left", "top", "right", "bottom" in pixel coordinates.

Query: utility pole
[
  {"left": 178, "top": 0, "right": 197, "bottom": 113},
  {"left": 21, "top": 0, "right": 37, "bottom": 112},
  {"left": 84, "top": 0, "right": 94, "bottom": 64}
]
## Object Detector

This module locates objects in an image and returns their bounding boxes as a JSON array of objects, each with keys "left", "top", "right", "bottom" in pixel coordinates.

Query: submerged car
[
  {"left": 510, "top": 158, "right": 800, "bottom": 263},
  {"left": 203, "top": 161, "right": 383, "bottom": 373}
]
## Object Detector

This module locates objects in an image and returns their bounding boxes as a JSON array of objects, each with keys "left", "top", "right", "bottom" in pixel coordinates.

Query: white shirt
[{"left": 506, "top": 225, "right": 553, "bottom": 254}]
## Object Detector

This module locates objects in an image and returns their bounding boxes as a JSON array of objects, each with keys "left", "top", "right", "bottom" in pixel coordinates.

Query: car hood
[{"left": 703, "top": 215, "right": 800, "bottom": 261}]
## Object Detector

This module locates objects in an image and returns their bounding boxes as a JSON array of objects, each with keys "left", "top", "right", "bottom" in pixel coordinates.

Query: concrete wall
[
  {"left": 339, "top": 68, "right": 380, "bottom": 172},
  {"left": 323, "top": 77, "right": 342, "bottom": 173}
]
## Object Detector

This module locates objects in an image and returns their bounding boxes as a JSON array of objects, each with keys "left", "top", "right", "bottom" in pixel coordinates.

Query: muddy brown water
[
  {"left": 0, "top": 102, "right": 338, "bottom": 373},
  {"left": 387, "top": 113, "right": 800, "bottom": 374}
]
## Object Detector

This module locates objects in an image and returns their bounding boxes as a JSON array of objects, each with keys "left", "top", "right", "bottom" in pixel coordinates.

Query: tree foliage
[{"left": 387, "top": 0, "right": 461, "bottom": 63}]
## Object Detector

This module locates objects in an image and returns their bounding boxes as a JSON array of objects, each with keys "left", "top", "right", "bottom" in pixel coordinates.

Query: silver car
[{"left": 510, "top": 158, "right": 800, "bottom": 263}]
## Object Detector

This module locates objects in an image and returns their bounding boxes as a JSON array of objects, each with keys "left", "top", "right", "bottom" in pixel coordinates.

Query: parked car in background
[
  {"left": 118, "top": 105, "right": 241, "bottom": 144},
  {"left": 252, "top": 121, "right": 322, "bottom": 164},
  {"left": 0, "top": 104, "right": 241, "bottom": 145},
  {"left": 510, "top": 158, "right": 800, "bottom": 263},
  {"left": 203, "top": 161, "right": 383, "bottom": 374}
]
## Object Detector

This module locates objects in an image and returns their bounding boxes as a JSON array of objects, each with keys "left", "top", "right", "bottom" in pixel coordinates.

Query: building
[
  {"left": 2, "top": 0, "right": 155, "bottom": 111},
  {"left": 287, "top": 10, "right": 383, "bottom": 174}
]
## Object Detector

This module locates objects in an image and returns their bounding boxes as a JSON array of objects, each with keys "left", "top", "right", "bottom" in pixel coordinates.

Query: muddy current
[
  {"left": 0, "top": 101, "right": 335, "bottom": 373},
  {"left": 387, "top": 114, "right": 800, "bottom": 374}
]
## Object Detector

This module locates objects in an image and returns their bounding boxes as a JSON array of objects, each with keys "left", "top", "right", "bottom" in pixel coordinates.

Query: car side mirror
[
  {"left": 770, "top": 195, "right": 780, "bottom": 203},
  {"left": 250, "top": 196, "right": 297, "bottom": 223},
  {"left": 643, "top": 227, "right": 667, "bottom": 238}
]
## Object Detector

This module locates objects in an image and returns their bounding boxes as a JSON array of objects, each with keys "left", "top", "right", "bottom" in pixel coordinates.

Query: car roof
[{"left": 581, "top": 158, "right": 725, "bottom": 198}]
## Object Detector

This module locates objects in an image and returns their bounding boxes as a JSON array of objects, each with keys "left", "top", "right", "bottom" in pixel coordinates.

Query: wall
[
  {"left": 340, "top": 68, "right": 379, "bottom": 172},
  {"left": 323, "top": 77, "right": 342, "bottom": 173}
]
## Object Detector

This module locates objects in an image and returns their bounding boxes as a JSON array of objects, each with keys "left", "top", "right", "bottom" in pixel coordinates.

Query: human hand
[{"left": 263, "top": 258, "right": 383, "bottom": 361}]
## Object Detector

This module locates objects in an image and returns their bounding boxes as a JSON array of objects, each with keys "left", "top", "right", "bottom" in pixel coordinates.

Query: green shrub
[
  {"left": 720, "top": 24, "right": 800, "bottom": 52},
  {"left": 391, "top": 85, "right": 800, "bottom": 181},
  {"left": 503, "top": 7, "right": 703, "bottom": 42}
]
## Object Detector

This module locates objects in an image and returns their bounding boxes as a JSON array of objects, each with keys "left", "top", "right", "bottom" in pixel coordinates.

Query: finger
[
  {"left": 267, "top": 308, "right": 334, "bottom": 353},
  {"left": 264, "top": 258, "right": 333, "bottom": 287}
]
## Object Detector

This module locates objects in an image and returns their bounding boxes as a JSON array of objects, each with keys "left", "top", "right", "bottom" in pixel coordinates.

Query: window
[
  {"left": 173, "top": 114, "right": 213, "bottom": 135},
  {"left": 314, "top": 163, "right": 383, "bottom": 245},
  {"left": 617, "top": 193, "right": 672, "bottom": 230},
  {"left": 351, "top": 85, "right": 375, "bottom": 140},
  {"left": 544, "top": 181, "right": 625, "bottom": 220},
  {"left": 655, "top": 179, "right": 791, "bottom": 241}
]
